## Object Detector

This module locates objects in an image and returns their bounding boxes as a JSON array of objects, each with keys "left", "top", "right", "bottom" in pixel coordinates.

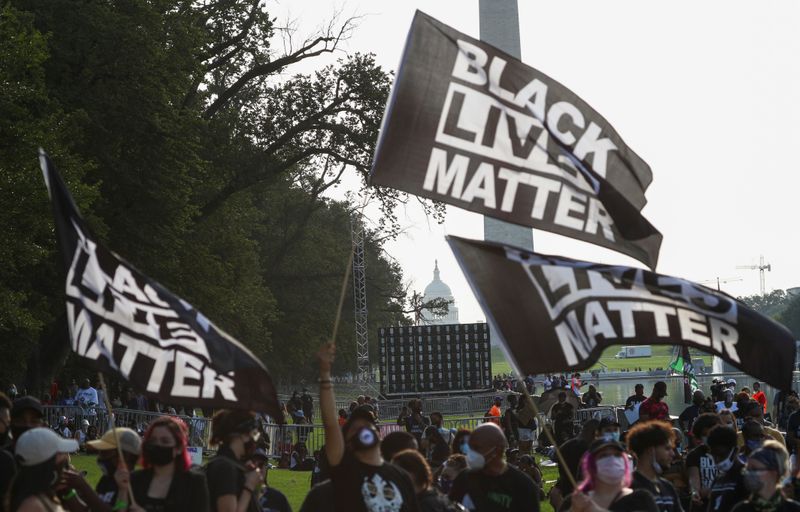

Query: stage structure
[{"left": 378, "top": 323, "right": 491, "bottom": 397}]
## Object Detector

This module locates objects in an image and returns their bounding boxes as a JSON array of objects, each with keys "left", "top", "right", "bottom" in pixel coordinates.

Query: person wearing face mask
[
  {"left": 206, "top": 410, "right": 263, "bottom": 512},
  {"left": 598, "top": 417, "right": 621, "bottom": 443},
  {"left": 706, "top": 424, "right": 748, "bottom": 512},
  {"left": 448, "top": 422, "right": 539, "bottom": 511},
  {"left": 559, "top": 439, "right": 658, "bottom": 512},
  {"left": 309, "top": 343, "right": 418, "bottom": 512},
  {"left": 128, "top": 416, "right": 209, "bottom": 512},
  {"left": 733, "top": 441, "right": 800, "bottom": 512},
  {"left": 57, "top": 427, "right": 141, "bottom": 512},
  {"left": 741, "top": 421, "right": 768, "bottom": 462},
  {"left": 6, "top": 427, "right": 78, "bottom": 512},
  {"left": 739, "top": 401, "right": 785, "bottom": 448},
  {"left": 436, "top": 455, "right": 467, "bottom": 496},
  {"left": 393, "top": 450, "right": 461, "bottom": 512},
  {"left": 626, "top": 421, "right": 683, "bottom": 512},
  {"left": 685, "top": 412, "right": 722, "bottom": 507},
  {"left": 451, "top": 430, "right": 471, "bottom": 457},
  {"left": 0, "top": 395, "right": 45, "bottom": 506}
]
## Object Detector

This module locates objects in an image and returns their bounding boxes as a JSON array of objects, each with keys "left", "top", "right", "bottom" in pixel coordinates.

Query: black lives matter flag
[
  {"left": 448, "top": 236, "right": 796, "bottom": 390},
  {"left": 40, "top": 151, "right": 282, "bottom": 419},
  {"left": 371, "top": 11, "right": 661, "bottom": 269}
]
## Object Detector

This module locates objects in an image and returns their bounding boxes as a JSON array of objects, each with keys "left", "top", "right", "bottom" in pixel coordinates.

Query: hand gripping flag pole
[{"left": 96, "top": 373, "right": 139, "bottom": 508}]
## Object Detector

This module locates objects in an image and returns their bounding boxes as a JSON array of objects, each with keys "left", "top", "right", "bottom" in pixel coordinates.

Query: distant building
[{"left": 420, "top": 260, "right": 459, "bottom": 325}]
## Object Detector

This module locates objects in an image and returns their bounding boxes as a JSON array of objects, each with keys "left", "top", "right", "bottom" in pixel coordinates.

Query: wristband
[
  {"left": 243, "top": 487, "right": 254, "bottom": 494},
  {"left": 62, "top": 489, "right": 78, "bottom": 501},
  {"left": 318, "top": 379, "right": 332, "bottom": 384},
  {"left": 113, "top": 500, "right": 129, "bottom": 511}
]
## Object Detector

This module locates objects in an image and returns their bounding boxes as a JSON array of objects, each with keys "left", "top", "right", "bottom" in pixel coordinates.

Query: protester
[
  {"left": 639, "top": 382, "right": 669, "bottom": 422},
  {"left": 406, "top": 399, "right": 431, "bottom": 443},
  {"left": 0, "top": 395, "right": 44, "bottom": 503},
  {"left": 706, "top": 424, "right": 748, "bottom": 511},
  {"left": 300, "top": 389, "right": 314, "bottom": 424},
  {"left": 732, "top": 441, "right": 800, "bottom": 511},
  {"left": 718, "top": 409, "right": 738, "bottom": 433},
  {"left": 716, "top": 390, "right": 738, "bottom": 413},
  {"left": 741, "top": 420, "right": 767, "bottom": 461},
  {"left": 740, "top": 400, "right": 785, "bottom": 446},
  {"left": 549, "top": 392, "right": 575, "bottom": 446},
  {"left": 74, "top": 378, "right": 99, "bottom": 410},
  {"left": 6, "top": 428, "right": 78, "bottom": 512},
  {"left": 0, "top": 392, "right": 14, "bottom": 502},
  {"left": 685, "top": 413, "right": 722, "bottom": 507},
  {"left": 678, "top": 390, "right": 705, "bottom": 439},
  {"left": 501, "top": 396, "right": 520, "bottom": 447},
  {"left": 517, "top": 455, "right": 545, "bottom": 501},
  {"left": 436, "top": 454, "right": 467, "bottom": 495},
  {"left": 398, "top": 406, "right": 410, "bottom": 426},
  {"left": 581, "top": 385, "right": 602, "bottom": 408},
  {"left": 125, "top": 416, "right": 209, "bottom": 511},
  {"left": 251, "top": 449, "right": 291, "bottom": 512},
  {"left": 486, "top": 396, "right": 502, "bottom": 424},
  {"left": 313, "top": 343, "right": 418, "bottom": 511},
  {"left": 625, "top": 384, "right": 647, "bottom": 410},
  {"left": 626, "top": 420, "right": 683, "bottom": 512},
  {"left": 551, "top": 419, "right": 600, "bottom": 509},
  {"left": 62, "top": 427, "right": 142, "bottom": 511},
  {"left": 448, "top": 422, "right": 539, "bottom": 511},
  {"left": 393, "top": 449, "right": 457, "bottom": 512},
  {"left": 451, "top": 430, "right": 471, "bottom": 456},
  {"left": 559, "top": 438, "right": 658, "bottom": 511},
  {"left": 206, "top": 409, "right": 262, "bottom": 512},
  {"left": 598, "top": 416, "right": 621, "bottom": 443}
]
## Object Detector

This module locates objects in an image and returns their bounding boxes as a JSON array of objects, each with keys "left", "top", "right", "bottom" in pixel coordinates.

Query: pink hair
[
  {"left": 577, "top": 450, "right": 632, "bottom": 493},
  {"left": 140, "top": 416, "right": 192, "bottom": 471}
]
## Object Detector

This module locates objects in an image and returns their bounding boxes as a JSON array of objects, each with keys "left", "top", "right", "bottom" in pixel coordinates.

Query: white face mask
[
  {"left": 466, "top": 447, "right": 486, "bottom": 470},
  {"left": 716, "top": 449, "right": 735, "bottom": 473},
  {"left": 596, "top": 456, "right": 627, "bottom": 484}
]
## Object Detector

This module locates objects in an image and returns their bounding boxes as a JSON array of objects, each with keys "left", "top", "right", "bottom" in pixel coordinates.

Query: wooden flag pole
[
  {"left": 329, "top": 249, "right": 354, "bottom": 348},
  {"left": 516, "top": 377, "right": 578, "bottom": 489},
  {"left": 96, "top": 373, "right": 139, "bottom": 508}
]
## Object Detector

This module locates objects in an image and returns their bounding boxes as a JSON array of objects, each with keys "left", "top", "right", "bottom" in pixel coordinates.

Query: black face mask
[
  {"left": 97, "top": 458, "right": 116, "bottom": 476},
  {"left": 243, "top": 438, "right": 258, "bottom": 461},
  {"left": 145, "top": 444, "right": 176, "bottom": 467},
  {"left": 11, "top": 424, "right": 31, "bottom": 442}
]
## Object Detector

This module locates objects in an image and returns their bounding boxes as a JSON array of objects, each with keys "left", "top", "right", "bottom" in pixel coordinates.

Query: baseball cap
[
  {"left": 589, "top": 438, "right": 626, "bottom": 455},
  {"left": 726, "top": 378, "right": 737, "bottom": 386},
  {"left": 87, "top": 427, "right": 141, "bottom": 455},
  {"left": 11, "top": 396, "right": 43, "bottom": 419},
  {"left": 16, "top": 428, "right": 78, "bottom": 466}
]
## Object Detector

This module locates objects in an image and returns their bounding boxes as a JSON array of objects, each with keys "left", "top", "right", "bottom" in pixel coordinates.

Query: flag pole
[
  {"left": 96, "top": 373, "right": 139, "bottom": 508},
  {"left": 516, "top": 377, "right": 578, "bottom": 489},
  {"left": 329, "top": 249, "right": 354, "bottom": 348}
]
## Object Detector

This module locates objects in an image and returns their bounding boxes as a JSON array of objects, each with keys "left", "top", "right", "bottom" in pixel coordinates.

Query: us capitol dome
[{"left": 420, "top": 260, "right": 459, "bottom": 325}]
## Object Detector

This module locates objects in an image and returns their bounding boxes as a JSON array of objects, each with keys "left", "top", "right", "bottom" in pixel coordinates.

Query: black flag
[
  {"left": 40, "top": 150, "right": 283, "bottom": 420},
  {"left": 447, "top": 235, "right": 796, "bottom": 391},
  {"left": 371, "top": 11, "right": 661, "bottom": 268}
]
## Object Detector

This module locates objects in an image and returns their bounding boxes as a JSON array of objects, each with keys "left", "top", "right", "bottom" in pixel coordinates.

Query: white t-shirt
[
  {"left": 715, "top": 401, "right": 738, "bottom": 413},
  {"left": 75, "top": 387, "right": 99, "bottom": 407}
]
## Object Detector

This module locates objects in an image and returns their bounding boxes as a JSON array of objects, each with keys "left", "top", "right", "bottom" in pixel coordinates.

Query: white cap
[
  {"left": 726, "top": 378, "right": 737, "bottom": 385},
  {"left": 16, "top": 428, "right": 78, "bottom": 466}
]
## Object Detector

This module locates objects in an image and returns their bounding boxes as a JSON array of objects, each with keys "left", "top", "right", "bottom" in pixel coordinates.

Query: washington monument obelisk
[{"left": 479, "top": 0, "right": 534, "bottom": 252}]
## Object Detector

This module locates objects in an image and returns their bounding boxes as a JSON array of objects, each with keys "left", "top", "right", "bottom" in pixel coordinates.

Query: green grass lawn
[{"left": 491, "top": 344, "right": 710, "bottom": 375}]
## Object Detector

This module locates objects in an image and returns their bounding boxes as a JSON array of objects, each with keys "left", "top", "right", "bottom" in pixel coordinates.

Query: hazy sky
[{"left": 273, "top": 1, "right": 800, "bottom": 323}]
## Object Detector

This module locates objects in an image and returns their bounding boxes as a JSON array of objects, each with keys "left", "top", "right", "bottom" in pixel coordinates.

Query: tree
[
  {"left": 776, "top": 293, "right": 800, "bottom": 339},
  {"left": 1, "top": 1, "right": 424, "bottom": 394},
  {"left": 738, "top": 289, "right": 790, "bottom": 318}
]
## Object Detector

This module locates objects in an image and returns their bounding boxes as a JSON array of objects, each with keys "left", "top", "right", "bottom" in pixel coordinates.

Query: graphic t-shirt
[
  {"left": 75, "top": 386, "right": 99, "bottom": 406},
  {"left": 631, "top": 471, "right": 684, "bottom": 512},
  {"left": 330, "top": 454, "right": 418, "bottom": 512},
  {"left": 449, "top": 466, "right": 539, "bottom": 512},
  {"left": 708, "top": 459, "right": 748, "bottom": 512},
  {"left": 685, "top": 445, "right": 718, "bottom": 494}
]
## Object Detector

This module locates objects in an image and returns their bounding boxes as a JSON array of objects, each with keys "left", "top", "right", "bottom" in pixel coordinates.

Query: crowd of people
[{"left": 6, "top": 365, "right": 800, "bottom": 511}]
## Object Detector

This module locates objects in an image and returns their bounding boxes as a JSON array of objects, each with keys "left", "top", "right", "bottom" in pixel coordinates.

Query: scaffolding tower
[{"left": 351, "top": 215, "right": 371, "bottom": 389}]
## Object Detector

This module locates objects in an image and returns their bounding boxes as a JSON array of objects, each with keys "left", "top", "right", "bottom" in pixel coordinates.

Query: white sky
[{"left": 273, "top": 1, "right": 800, "bottom": 323}]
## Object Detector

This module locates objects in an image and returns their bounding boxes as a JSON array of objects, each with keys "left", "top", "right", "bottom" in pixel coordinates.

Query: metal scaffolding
[{"left": 351, "top": 215, "right": 371, "bottom": 388}]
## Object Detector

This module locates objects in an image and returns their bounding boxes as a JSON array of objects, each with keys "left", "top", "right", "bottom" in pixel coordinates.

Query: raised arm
[{"left": 317, "top": 343, "right": 344, "bottom": 466}]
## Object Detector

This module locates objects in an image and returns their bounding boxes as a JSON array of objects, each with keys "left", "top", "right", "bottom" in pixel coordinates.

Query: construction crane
[
  {"left": 737, "top": 255, "right": 772, "bottom": 296},
  {"left": 698, "top": 276, "right": 743, "bottom": 291},
  {"left": 350, "top": 214, "right": 372, "bottom": 392}
]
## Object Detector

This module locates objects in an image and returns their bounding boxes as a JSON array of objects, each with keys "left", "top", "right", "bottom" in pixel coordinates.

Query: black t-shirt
[
  {"left": 405, "top": 414, "right": 430, "bottom": 442},
  {"left": 685, "top": 445, "right": 718, "bottom": 492},
  {"left": 206, "top": 446, "right": 258, "bottom": 512},
  {"left": 560, "top": 489, "right": 659, "bottom": 512},
  {"left": 788, "top": 411, "right": 800, "bottom": 454},
  {"left": 418, "top": 489, "right": 455, "bottom": 512},
  {"left": 130, "top": 467, "right": 209, "bottom": 512},
  {"left": 732, "top": 498, "right": 800, "bottom": 512},
  {"left": 0, "top": 446, "right": 17, "bottom": 508},
  {"left": 551, "top": 403, "right": 574, "bottom": 424},
  {"left": 95, "top": 474, "right": 118, "bottom": 505},
  {"left": 707, "top": 459, "right": 748, "bottom": 512},
  {"left": 330, "top": 453, "right": 418, "bottom": 512},
  {"left": 299, "top": 480, "right": 334, "bottom": 512},
  {"left": 678, "top": 405, "right": 700, "bottom": 433},
  {"left": 557, "top": 438, "right": 589, "bottom": 495},
  {"left": 631, "top": 471, "right": 683, "bottom": 512},
  {"left": 258, "top": 486, "right": 292, "bottom": 512},
  {"left": 449, "top": 466, "right": 539, "bottom": 512}
]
